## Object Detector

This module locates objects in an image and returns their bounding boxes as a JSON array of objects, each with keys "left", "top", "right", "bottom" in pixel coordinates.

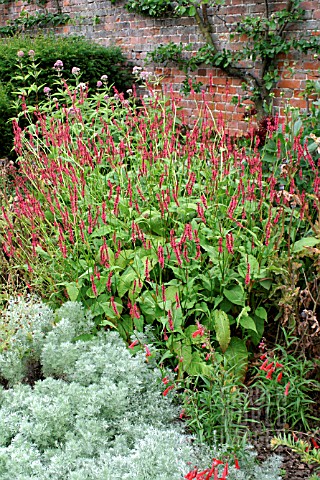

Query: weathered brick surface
[{"left": 0, "top": 0, "right": 319, "bottom": 132}]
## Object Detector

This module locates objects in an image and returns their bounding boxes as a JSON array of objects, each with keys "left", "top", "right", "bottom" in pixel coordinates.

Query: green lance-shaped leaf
[
  {"left": 224, "top": 337, "right": 248, "bottom": 383},
  {"left": 292, "top": 237, "right": 320, "bottom": 253},
  {"left": 65, "top": 282, "right": 79, "bottom": 302},
  {"left": 223, "top": 284, "right": 245, "bottom": 306},
  {"left": 213, "top": 309, "right": 231, "bottom": 353}
]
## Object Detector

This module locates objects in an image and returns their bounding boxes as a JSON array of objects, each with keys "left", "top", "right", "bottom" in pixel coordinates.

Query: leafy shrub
[
  {"left": 0, "top": 83, "right": 13, "bottom": 158},
  {"left": 0, "top": 298, "right": 283, "bottom": 480},
  {"left": 0, "top": 34, "right": 133, "bottom": 157}
]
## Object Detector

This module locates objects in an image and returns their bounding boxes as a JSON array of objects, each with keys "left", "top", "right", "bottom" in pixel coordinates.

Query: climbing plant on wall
[
  {"left": 0, "top": 0, "right": 66, "bottom": 35},
  {"left": 126, "top": 0, "right": 320, "bottom": 116}
]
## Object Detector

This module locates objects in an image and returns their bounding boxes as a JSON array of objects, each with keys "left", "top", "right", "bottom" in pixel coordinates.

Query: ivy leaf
[{"left": 188, "top": 5, "right": 196, "bottom": 16}]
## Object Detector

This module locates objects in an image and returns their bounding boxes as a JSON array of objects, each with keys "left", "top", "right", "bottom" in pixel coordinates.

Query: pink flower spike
[
  {"left": 192, "top": 322, "right": 205, "bottom": 338},
  {"left": 157, "top": 245, "right": 165, "bottom": 269},
  {"left": 144, "top": 344, "right": 152, "bottom": 357},
  {"left": 163, "top": 328, "right": 169, "bottom": 341},
  {"left": 179, "top": 409, "right": 186, "bottom": 419},
  {"left": 128, "top": 340, "right": 139, "bottom": 349},
  {"left": 162, "top": 376, "right": 169, "bottom": 385}
]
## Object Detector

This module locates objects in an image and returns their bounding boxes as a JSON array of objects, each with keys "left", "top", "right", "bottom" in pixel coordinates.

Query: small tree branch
[
  {"left": 265, "top": 0, "right": 270, "bottom": 19},
  {"left": 194, "top": 8, "right": 216, "bottom": 48},
  {"left": 194, "top": 9, "right": 260, "bottom": 84},
  {"left": 201, "top": 4, "right": 210, "bottom": 32},
  {"left": 278, "top": 0, "right": 297, "bottom": 37}
]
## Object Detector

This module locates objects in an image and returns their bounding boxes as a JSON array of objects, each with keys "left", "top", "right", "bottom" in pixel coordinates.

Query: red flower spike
[
  {"left": 260, "top": 359, "right": 269, "bottom": 371},
  {"left": 276, "top": 371, "right": 283, "bottom": 383},
  {"left": 162, "top": 384, "right": 174, "bottom": 397},
  {"left": 185, "top": 468, "right": 197, "bottom": 479},
  {"left": 197, "top": 469, "right": 209, "bottom": 478},
  {"left": 221, "top": 462, "right": 228, "bottom": 478},
  {"left": 311, "top": 438, "right": 319, "bottom": 449},
  {"left": 265, "top": 362, "right": 274, "bottom": 371},
  {"left": 275, "top": 362, "right": 284, "bottom": 368},
  {"left": 211, "top": 459, "right": 224, "bottom": 467},
  {"left": 234, "top": 457, "right": 240, "bottom": 469},
  {"left": 284, "top": 382, "right": 290, "bottom": 396},
  {"left": 266, "top": 367, "right": 275, "bottom": 380}
]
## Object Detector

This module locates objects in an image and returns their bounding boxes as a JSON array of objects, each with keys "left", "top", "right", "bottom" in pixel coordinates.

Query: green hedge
[
  {"left": 0, "top": 83, "right": 13, "bottom": 159},
  {"left": 0, "top": 34, "right": 133, "bottom": 158}
]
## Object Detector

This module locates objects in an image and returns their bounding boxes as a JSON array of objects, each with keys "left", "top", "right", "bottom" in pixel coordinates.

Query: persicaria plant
[{"left": 1, "top": 58, "right": 320, "bottom": 384}]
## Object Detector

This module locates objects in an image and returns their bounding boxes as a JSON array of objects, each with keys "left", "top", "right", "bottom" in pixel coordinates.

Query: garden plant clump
[
  {"left": 0, "top": 52, "right": 319, "bottom": 478},
  {"left": 0, "top": 297, "right": 283, "bottom": 480}
]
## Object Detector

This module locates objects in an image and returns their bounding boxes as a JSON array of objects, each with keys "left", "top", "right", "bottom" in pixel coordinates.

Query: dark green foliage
[
  {"left": 0, "top": 34, "right": 133, "bottom": 158},
  {"left": 0, "top": 83, "right": 13, "bottom": 159},
  {"left": 126, "top": 0, "right": 173, "bottom": 18},
  {"left": 0, "top": 11, "right": 71, "bottom": 36}
]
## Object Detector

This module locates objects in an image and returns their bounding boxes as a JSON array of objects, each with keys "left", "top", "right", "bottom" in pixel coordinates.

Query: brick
[
  {"left": 0, "top": 0, "right": 318, "bottom": 130},
  {"left": 277, "top": 79, "right": 303, "bottom": 89}
]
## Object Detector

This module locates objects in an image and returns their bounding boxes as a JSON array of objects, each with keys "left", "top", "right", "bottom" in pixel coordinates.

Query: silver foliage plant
[
  {"left": 0, "top": 298, "right": 283, "bottom": 479},
  {"left": 0, "top": 296, "right": 53, "bottom": 385},
  {"left": 0, "top": 297, "right": 93, "bottom": 385}
]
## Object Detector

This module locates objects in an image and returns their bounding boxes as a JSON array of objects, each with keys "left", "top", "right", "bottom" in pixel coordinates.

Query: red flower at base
[
  {"left": 162, "top": 384, "right": 174, "bottom": 396},
  {"left": 128, "top": 340, "right": 139, "bottom": 349},
  {"left": 284, "top": 382, "right": 290, "bottom": 396},
  {"left": 192, "top": 321, "right": 205, "bottom": 338}
]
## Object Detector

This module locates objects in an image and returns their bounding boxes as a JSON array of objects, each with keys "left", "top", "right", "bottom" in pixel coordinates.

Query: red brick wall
[{"left": 1, "top": 0, "right": 319, "bottom": 132}]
